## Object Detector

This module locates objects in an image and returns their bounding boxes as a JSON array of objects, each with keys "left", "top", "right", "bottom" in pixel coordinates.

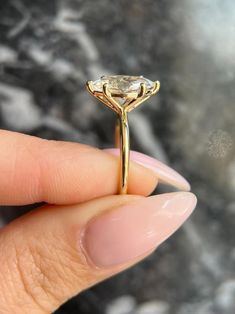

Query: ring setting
[{"left": 86, "top": 75, "right": 160, "bottom": 194}]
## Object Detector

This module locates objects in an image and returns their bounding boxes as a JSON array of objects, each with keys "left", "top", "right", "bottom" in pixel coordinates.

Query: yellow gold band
[{"left": 115, "top": 111, "right": 130, "bottom": 194}]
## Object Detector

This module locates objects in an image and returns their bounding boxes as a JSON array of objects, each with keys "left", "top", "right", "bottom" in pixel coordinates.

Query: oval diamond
[{"left": 92, "top": 75, "right": 155, "bottom": 97}]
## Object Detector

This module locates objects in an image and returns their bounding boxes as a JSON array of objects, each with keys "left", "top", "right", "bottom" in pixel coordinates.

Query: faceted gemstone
[{"left": 92, "top": 75, "right": 154, "bottom": 97}]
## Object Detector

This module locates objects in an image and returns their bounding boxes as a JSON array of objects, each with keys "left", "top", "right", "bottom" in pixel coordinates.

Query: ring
[{"left": 86, "top": 75, "right": 160, "bottom": 194}]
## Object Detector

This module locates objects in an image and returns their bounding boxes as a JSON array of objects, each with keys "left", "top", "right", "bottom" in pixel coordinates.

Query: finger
[
  {"left": 0, "top": 130, "right": 156, "bottom": 205},
  {"left": 0, "top": 130, "right": 189, "bottom": 205},
  {"left": 0, "top": 192, "right": 197, "bottom": 313}
]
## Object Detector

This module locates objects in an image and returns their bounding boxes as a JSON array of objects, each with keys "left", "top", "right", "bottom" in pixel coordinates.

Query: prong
[
  {"left": 103, "top": 83, "right": 112, "bottom": 98},
  {"left": 139, "top": 83, "right": 147, "bottom": 97},
  {"left": 152, "top": 80, "right": 160, "bottom": 94},
  {"left": 86, "top": 81, "right": 94, "bottom": 94},
  {"left": 101, "top": 83, "right": 123, "bottom": 114}
]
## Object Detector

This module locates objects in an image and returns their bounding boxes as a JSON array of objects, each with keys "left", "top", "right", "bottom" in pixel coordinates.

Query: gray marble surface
[{"left": 0, "top": 0, "right": 235, "bottom": 313}]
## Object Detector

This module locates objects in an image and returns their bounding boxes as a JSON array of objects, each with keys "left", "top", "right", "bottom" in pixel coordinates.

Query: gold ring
[{"left": 86, "top": 75, "right": 160, "bottom": 194}]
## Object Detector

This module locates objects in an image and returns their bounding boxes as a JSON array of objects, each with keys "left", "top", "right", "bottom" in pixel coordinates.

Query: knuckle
[
  {"left": 13, "top": 229, "right": 86, "bottom": 309},
  {"left": 9, "top": 239, "right": 49, "bottom": 313},
  {"left": 0, "top": 220, "right": 95, "bottom": 313},
  {"left": 0, "top": 228, "right": 46, "bottom": 313},
  {"left": 0, "top": 227, "right": 85, "bottom": 313}
]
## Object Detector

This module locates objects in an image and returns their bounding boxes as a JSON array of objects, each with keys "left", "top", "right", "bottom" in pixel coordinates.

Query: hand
[{"left": 0, "top": 130, "right": 197, "bottom": 313}]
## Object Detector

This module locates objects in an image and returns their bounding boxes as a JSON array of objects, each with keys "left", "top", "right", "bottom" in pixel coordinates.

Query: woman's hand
[{"left": 0, "top": 130, "right": 197, "bottom": 313}]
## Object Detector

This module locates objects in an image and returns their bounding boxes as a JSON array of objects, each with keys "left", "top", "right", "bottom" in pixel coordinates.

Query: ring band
[
  {"left": 86, "top": 75, "right": 160, "bottom": 194},
  {"left": 115, "top": 110, "right": 129, "bottom": 194}
]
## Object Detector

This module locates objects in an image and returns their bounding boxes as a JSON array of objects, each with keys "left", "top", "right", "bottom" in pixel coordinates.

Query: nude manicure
[
  {"left": 104, "top": 149, "right": 190, "bottom": 191},
  {"left": 82, "top": 192, "right": 197, "bottom": 268}
]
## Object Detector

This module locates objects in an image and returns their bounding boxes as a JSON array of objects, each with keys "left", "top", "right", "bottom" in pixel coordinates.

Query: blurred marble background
[{"left": 0, "top": 0, "right": 235, "bottom": 313}]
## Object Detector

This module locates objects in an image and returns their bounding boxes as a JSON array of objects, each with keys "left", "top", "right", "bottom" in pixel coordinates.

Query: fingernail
[
  {"left": 81, "top": 192, "right": 197, "bottom": 268},
  {"left": 104, "top": 149, "right": 190, "bottom": 191}
]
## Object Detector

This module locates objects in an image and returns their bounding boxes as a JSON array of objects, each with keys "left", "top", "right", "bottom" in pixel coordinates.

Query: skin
[{"left": 0, "top": 130, "right": 194, "bottom": 314}]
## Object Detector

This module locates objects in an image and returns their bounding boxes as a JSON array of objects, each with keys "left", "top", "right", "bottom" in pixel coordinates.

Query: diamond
[{"left": 91, "top": 75, "right": 155, "bottom": 97}]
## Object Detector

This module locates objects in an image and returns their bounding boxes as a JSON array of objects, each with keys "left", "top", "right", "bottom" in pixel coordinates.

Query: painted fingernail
[
  {"left": 104, "top": 149, "right": 190, "bottom": 191},
  {"left": 81, "top": 192, "right": 197, "bottom": 268}
]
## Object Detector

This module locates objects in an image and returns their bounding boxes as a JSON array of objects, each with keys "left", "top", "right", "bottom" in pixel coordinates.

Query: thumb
[{"left": 0, "top": 192, "right": 197, "bottom": 314}]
